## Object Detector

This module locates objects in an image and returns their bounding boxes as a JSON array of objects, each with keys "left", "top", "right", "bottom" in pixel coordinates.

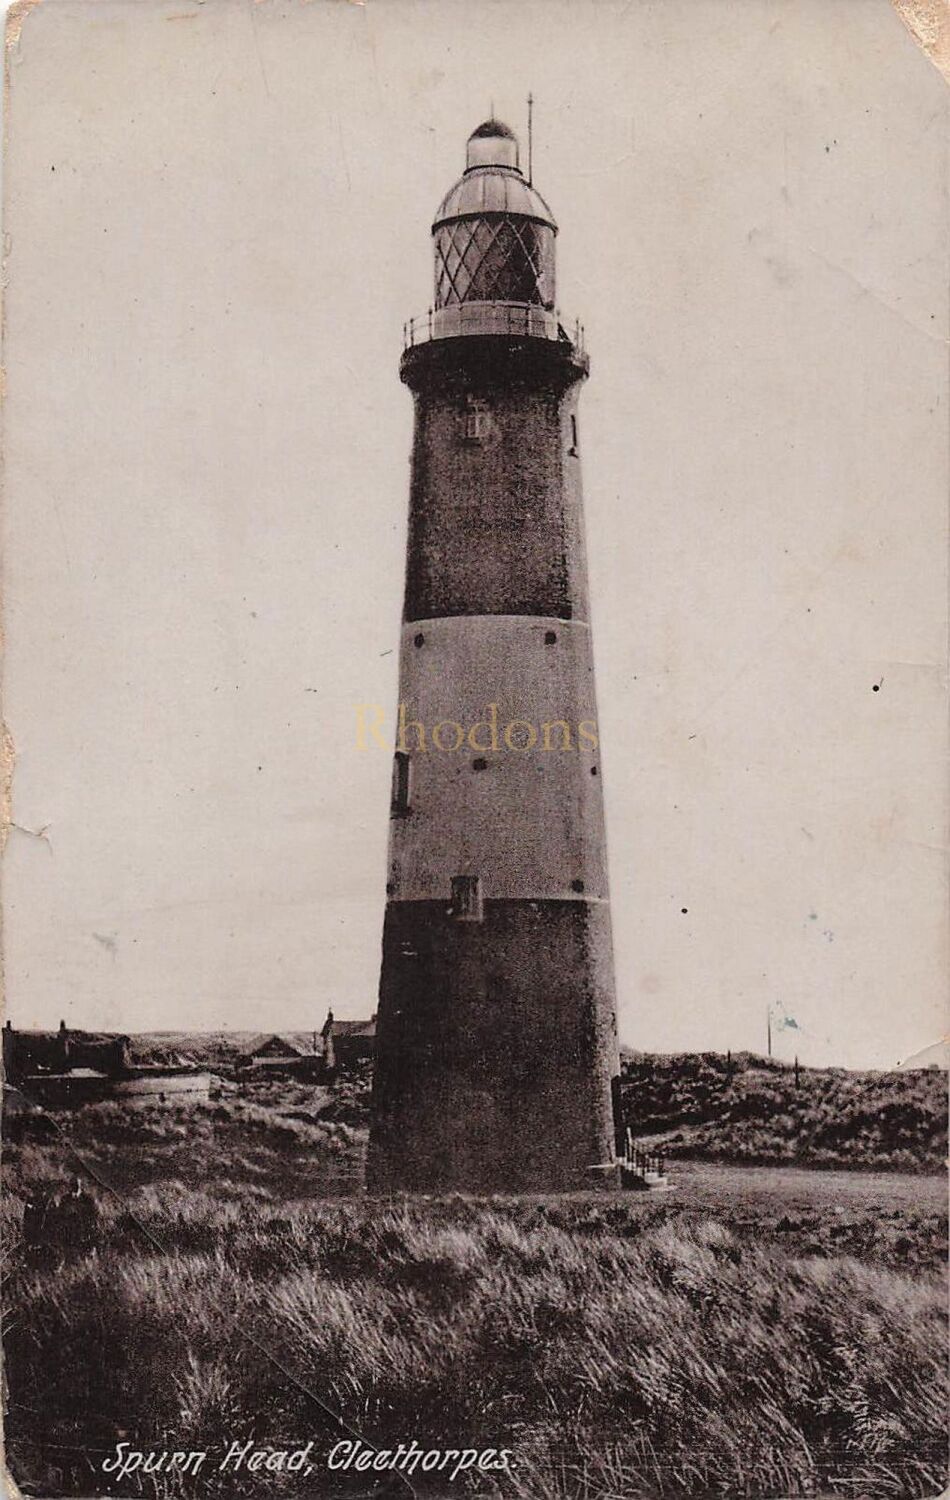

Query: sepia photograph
[{"left": 1, "top": 1, "right": 947, "bottom": 1496}]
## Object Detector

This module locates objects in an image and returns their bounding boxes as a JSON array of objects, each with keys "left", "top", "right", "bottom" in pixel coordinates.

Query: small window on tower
[
  {"left": 460, "top": 396, "right": 491, "bottom": 443},
  {"left": 450, "top": 874, "right": 483, "bottom": 921},
  {"left": 569, "top": 414, "right": 579, "bottom": 455},
  {"left": 391, "top": 751, "right": 412, "bottom": 817}
]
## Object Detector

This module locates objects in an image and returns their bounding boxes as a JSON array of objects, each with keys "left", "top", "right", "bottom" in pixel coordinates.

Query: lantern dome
[
  {"left": 465, "top": 118, "right": 519, "bottom": 170},
  {"left": 432, "top": 120, "right": 557, "bottom": 312}
]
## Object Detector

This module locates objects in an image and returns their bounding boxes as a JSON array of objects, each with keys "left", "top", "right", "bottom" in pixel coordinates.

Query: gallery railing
[{"left": 403, "top": 301, "right": 585, "bottom": 354}]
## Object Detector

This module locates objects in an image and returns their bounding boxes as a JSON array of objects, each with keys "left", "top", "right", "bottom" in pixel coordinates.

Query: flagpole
[{"left": 527, "top": 92, "right": 534, "bottom": 186}]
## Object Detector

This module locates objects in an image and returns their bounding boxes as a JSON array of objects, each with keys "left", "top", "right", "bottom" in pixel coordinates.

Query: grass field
[
  {"left": 620, "top": 1052, "right": 947, "bottom": 1172},
  {"left": 3, "top": 1090, "right": 947, "bottom": 1500}
]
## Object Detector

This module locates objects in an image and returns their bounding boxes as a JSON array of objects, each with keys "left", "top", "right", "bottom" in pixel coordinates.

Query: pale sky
[{"left": 3, "top": 0, "right": 947, "bottom": 1067}]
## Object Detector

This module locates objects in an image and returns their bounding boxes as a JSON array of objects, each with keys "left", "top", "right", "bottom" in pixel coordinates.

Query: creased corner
[
  {"left": 4, "top": 0, "right": 42, "bottom": 56},
  {"left": 1, "top": 1458, "right": 24, "bottom": 1494},
  {"left": 2, "top": 1457, "right": 25, "bottom": 1500},
  {"left": 891, "top": 0, "right": 950, "bottom": 82}
]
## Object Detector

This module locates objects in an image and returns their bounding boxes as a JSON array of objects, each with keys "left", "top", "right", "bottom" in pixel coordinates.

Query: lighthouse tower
[{"left": 367, "top": 119, "right": 620, "bottom": 1192}]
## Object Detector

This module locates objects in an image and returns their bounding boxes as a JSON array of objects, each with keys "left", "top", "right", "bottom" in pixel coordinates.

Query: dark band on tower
[{"left": 367, "top": 118, "right": 621, "bottom": 1193}]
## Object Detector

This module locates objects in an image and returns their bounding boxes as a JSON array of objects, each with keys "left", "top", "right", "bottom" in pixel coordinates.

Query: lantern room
[{"left": 431, "top": 120, "right": 557, "bottom": 311}]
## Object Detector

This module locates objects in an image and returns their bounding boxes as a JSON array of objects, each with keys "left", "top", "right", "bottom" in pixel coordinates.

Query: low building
[
  {"left": 321, "top": 1011, "right": 376, "bottom": 1072},
  {"left": 2, "top": 1021, "right": 211, "bottom": 1108},
  {"left": 3, "top": 1020, "right": 129, "bottom": 1080},
  {"left": 239, "top": 1033, "right": 323, "bottom": 1079}
]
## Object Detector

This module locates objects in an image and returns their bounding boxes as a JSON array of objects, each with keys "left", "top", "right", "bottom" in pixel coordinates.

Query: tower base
[{"left": 367, "top": 898, "right": 620, "bottom": 1194}]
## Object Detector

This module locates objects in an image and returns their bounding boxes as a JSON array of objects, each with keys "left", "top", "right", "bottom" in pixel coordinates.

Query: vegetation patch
[
  {"left": 2, "top": 1101, "right": 947, "bottom": 1500},
  {"left": 620, "top": 1052, "right": 947, "bottom": 1171}
]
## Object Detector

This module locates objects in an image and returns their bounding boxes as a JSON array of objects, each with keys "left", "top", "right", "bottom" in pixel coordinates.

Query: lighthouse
[{"left": 367, "top": 119, "right": 621, "bottom": 1192}]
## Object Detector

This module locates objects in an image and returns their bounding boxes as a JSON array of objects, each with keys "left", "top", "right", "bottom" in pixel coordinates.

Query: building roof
[
  {"left": 328, "top": 1018, "right": 376, "bottom": 1039},
  {"left": 26, "top": 1067, "right": 110, "bottom": 1080},
  {"left": 434, "top": 167, "right": 556, "bottom": 231},
  {"left": 243, "top": 1033, "right": 307, "bottom": 1059}
]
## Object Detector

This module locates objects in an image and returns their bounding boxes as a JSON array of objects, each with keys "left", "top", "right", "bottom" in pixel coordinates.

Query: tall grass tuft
[{"left": 4, "top": 1194, "right": 946, "bottom": 1498}]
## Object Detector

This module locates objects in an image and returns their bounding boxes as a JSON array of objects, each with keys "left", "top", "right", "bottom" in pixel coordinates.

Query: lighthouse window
[
  {"left": 450, "top": 874, "right": 483, "bottom": 921},
  {"left": 391, "top": 751, "right": 412, "bottom": 816},
  {"left": 569, "top": 414, "right": 579, "bottom": 455},
  {"left": 461, "top": 397, "right": 491, "bottom": 443}
]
